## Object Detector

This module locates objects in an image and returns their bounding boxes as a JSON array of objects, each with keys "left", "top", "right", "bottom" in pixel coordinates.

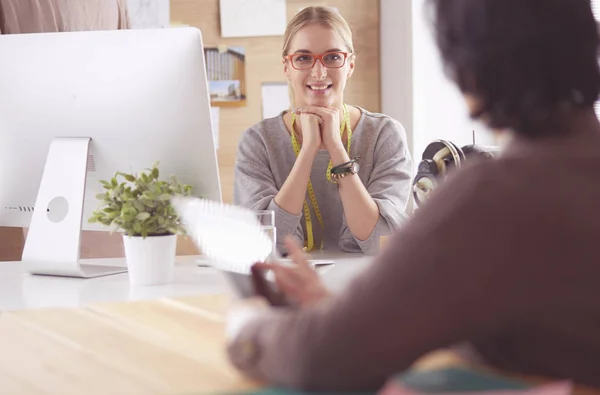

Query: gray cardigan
[{"left": 232, "top": 107, "right": 413, "bottom": 254}]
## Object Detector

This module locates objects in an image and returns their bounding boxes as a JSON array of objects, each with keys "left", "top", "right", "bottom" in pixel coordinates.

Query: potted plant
[{"left": 89, "top": 162, "right": 193, "bottom": 285}]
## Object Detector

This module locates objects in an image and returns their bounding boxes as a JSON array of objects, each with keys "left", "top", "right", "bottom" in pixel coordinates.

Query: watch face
[{"left": 351, "top": 162, "right": 359, "bottom": 174}]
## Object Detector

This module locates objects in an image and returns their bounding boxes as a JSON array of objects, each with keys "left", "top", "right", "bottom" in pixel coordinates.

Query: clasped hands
[{"left": 293, "top": 106, "right": 346, "bottom": 155}]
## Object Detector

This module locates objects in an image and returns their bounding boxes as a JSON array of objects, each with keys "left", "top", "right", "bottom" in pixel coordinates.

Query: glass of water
[{"left": 255, "top": 210, "right": 276, "bottom": 261}]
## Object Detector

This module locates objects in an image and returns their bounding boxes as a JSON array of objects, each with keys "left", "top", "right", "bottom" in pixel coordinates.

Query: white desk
[{"left": 0, "top": 252, "right": 373, "bottom": 311}]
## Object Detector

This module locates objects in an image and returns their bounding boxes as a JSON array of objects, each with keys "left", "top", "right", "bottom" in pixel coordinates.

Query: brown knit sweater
[
  {"left": 227, "top": 127, "right": 600, "bottom": 391},
  {"left": 0, "top": 0, "right": 128, "bottom": 34}
]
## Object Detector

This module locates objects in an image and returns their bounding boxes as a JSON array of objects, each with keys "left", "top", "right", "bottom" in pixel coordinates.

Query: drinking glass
[{"left": 255, "top": 210, "right": 276, "bottom": 260}]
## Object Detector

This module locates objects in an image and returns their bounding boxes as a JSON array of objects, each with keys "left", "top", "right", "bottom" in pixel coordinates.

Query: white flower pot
[{"left": 122, "top": 234, "right": 177, "bottom": 285}]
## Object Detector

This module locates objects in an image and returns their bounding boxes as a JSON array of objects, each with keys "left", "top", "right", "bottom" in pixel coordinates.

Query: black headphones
[{"left": 412, "top": 139, "right": 498, "bottom": 207}]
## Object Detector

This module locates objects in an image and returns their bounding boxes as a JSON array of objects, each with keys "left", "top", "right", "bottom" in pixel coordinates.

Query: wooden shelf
[{"left": 210, "top": 99, "right": 247, "bottom": 108}]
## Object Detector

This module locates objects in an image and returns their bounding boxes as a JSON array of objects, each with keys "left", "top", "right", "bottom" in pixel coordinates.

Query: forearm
[
  {"left": 329, "top": 146, "right": 380, "bottom": 241},
  {"left": 274, "top": 148, "right": 318, "bottom": 216},
  {"left": 228, "top": 235, "right": 462, "bottom": 391},
  {"left": 228, "top": 226, "right": 510, "bottom": 391}
]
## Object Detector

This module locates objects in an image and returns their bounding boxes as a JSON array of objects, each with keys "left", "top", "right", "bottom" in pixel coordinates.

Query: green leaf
[
  {"left": 96, "top": 193, "right": 107, "bottom": 201},
  {"left": 133, "top": 221, "right": 142, "bottom": 234},
  {"left": 133, "top": 200, "right": 145, "bottom": 212},
  {"left": 136, "top": 212, "right": 151, "bottom": 221},
  {"left": 119, "top": 173, "right": 136, "bottom": 182},
  {"left": 108, "top": 211, "right": 119, "bottom": 219},
  {"left": 122, "top": 202, "right": 135, "bottom": 213},
  {"left": 166, "top": 226, "right": 180, "bottom": 235},
  {"left": 157, "top": 194, "right": 171, "bottom": 201}
]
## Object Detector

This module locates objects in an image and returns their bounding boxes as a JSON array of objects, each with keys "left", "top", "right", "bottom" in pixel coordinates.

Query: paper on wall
[
  {"left": 262, "top": 83, "right": 290, "bottom": 119},
  {"left": 219, "top": 0, "right": 286, "bottom": 38},
  {"left": 210, "top": 107, "right": 220, "bottom": 149},
  {"left": 127, "top": 0, "right": 170, "bottom": 29}
]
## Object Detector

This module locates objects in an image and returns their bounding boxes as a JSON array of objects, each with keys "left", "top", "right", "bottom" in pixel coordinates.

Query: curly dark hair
[{"left": 428, "top": 0, "right": 600, "bottom": 138}]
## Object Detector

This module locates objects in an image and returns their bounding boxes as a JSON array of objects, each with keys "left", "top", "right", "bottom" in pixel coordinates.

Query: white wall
[
  {"left": 380, "top": 0, "right": 413, "bottom": 156},
  {"left": 380, "top": 0, "right": 414, "bottom": 212},
  {"left": 381, "top": 0, "right": 495, "bottom": 165},
  {"left": 411, "top": 0, "right": 494, "bottom": 160}
]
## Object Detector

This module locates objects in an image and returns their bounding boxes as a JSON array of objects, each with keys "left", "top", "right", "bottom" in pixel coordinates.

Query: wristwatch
[{"left": 330, "top": 159, "right": 359, "bottom": 181}]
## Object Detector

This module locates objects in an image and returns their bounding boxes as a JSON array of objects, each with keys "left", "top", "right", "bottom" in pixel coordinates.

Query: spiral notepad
[{"left": 171, "top": 196, "right": 275, "bottom": 274}]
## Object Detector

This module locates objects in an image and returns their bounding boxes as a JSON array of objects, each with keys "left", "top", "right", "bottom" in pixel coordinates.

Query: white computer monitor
[{"left": 0, "top": 27, "right": 222, "bottom": 278}]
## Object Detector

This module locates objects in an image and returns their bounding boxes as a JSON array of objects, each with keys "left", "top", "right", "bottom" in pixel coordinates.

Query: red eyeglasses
[{"left": 283, "top": 51, "right": 351, "bottom": 70}]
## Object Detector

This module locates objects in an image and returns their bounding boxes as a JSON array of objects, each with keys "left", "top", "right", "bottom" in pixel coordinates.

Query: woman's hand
[
  {"left": 295, "top": 110, "right": 323, "bottom": 154},
  {"left": 295, "top": 106, "right": 344, "bottom": 155},
  {"left": 253, "top": 236, "right": 330, "bottom": 307}
]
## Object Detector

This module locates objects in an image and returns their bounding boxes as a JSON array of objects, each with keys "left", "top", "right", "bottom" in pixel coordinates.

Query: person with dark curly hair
[{"left": 225, "top": 0, "right": 600, "bottom": 391}]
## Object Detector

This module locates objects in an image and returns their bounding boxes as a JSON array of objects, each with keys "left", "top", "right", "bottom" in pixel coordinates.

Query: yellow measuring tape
[{"left": 290, "top": 104, "right": 353, "bottom": 251}]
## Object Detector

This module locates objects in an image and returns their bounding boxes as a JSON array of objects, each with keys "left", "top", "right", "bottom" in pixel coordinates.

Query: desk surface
[
  {"left": 5, "top": 293, "right": 600, "bottom": 395},
  {"left": 2, "top": 254, "right": 600, "bottom": 395},
  {"left": 0, "top": 294, "right": 258, "bottom": 394},
  {"left": 0, "top": 252, "right": 371, "bottom": 394},
  {"left": 0, "top": 252, "right": 372, "bottom": 311},
  {"left": 0, "top": 293, "right": 471, "bottom": 395}
]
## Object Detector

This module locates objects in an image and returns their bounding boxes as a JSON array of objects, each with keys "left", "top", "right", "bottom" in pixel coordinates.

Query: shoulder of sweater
[
  {"left": 241, "top": 115, "right": 282, "bottom": 137},
  {"left": 355, "top": 107, "right": 407, "bottom": 136},
  {"left": 408, "top": 159, "right": 518, "bottom": 235},
  {"left": 356, "top": 107, "right": 404, "bottom": 127},
  {"left": 431, "top": 154, "right": 541, "bottom": 214},
  {"left": 238, "top": 115, "right": 286, "bottom": 149},
  {"left": 353, "top": 107, "right": 409, "bottom": 151}
]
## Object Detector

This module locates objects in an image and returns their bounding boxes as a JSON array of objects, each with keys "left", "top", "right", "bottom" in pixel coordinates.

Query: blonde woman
[{"left": 233, "top": 6, "right": 413, "bottom": 255}]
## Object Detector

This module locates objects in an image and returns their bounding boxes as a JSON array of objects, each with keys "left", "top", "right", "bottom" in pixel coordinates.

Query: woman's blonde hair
[{"left": 282, "top": 6, "right": 354, "bottom": 57}]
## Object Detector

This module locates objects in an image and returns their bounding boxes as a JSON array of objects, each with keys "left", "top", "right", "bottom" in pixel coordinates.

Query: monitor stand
[{"left": 22, "top": 137, "right": 128, "bottom": 278}]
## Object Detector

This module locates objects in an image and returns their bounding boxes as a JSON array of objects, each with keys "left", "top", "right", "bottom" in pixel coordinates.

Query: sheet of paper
[
  {"left": 261, "top": 83, "right": 290, "bottom": 119},
  {"left": 210, "top": 107, "right": 220, "bottom": 149},
  {"left": 127, "top": 0, "right": 170, "bottom": 29},
  {"left": 219, "top": 0, "right": 286, "bottom": 37}
]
